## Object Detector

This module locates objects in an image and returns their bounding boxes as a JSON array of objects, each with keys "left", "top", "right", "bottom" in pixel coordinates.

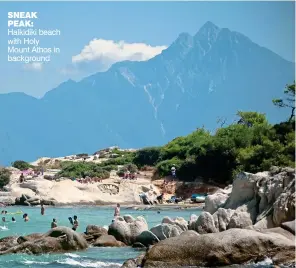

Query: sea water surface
[{"left": 0, "top": 206, "right": 201, "bottom": 267}]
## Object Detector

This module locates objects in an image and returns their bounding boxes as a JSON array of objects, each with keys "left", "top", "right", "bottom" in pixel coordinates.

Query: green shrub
[
  {"left": 76, "top": 153, "right": 88, "bottom": 158},
  {"left": 133, "top": 147, "right": 161, "bottom": 167},
  {"left": 156, "top": 158, "right": 183, "bottom": 177},
  {"left": 0, "top": 168, "right": 11, "bottom": 188},
  {"left": 12, "top": 160, "right": 32, "bottom": 170},
  {"left": 58, "top": 162, "right": 110, "bottom": 179}
]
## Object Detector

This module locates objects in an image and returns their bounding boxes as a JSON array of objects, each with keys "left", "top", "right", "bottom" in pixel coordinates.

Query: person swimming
[
  {"left": 2, "top": 217, "right": 5, "bottom": 222},
  {"left": 51, "top": 218, "right": 57, "bottom": 228},
  {"left": 12, "top": 217, "right": 16, "bottom": 222},
  {"left": 23, "top": 213, "right": 29, "bottom": 222}
]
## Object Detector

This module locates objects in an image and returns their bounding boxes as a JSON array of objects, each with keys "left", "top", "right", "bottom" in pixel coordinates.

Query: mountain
[{"left": 0, "top": 21, "right": 294, "bottom": 166}]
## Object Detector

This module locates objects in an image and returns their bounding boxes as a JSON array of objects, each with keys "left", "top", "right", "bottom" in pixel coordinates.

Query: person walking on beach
[
  {"left": 41, "top": 204, "right": 45, "bottom": 215},
  {"left": 51, "top": 218, "right": 57, "bottom": 228},
  {"left": 114, "top": 203, "right": 120, "bottom": 217}
]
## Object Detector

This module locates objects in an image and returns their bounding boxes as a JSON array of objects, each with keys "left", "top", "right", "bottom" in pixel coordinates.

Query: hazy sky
[{"left": 0, "top": 1, "right": 295, "bottom": 97}]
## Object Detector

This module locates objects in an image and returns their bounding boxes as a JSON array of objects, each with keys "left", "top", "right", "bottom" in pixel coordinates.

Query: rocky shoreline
[{"left": 0, "top": 166, "right": 294, "bottom": 267}]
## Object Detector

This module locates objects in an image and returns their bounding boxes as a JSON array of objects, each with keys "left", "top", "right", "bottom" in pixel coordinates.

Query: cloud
[
  {"left": 23, "top": 62, "right": 43, "bottom": 71},
  {"left": 72, "top": 39, "right": 167, "bottom": 66}
]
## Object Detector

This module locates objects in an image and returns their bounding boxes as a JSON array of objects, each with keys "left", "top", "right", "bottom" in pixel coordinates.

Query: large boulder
[
  {"left": 108, "top": 215, "right": 148, "bottom": 245},
  {"left": 194, "top": 212, "right": 217, "bottom": 234},
  {"left": 0, "top": 236, "right": 18, "bottom": 251},
  {"left": 188, "top": 214, "right": 198, "bottom": 230},
  {"left": 161, "top": 216, "right": 188, "bottom": 231},
  {"left": 204, "top": 187, "right": 231, "bottom": 214},
  {"left": 141, "top": 228, "right": 295, "bottom": 267},
  {"left": 0, "top": 227, "right": 88, "bottom": 255},
  {"left": 227, "top": 211, "right": 253, "bottom": 229},
  {"left": 135, "top": 231, "right": 159, "bottom": 247},
  {"left": 213, "top": 208, "right": 234, "bottom": 232},
  {"left": 150, "top": 224, "right": 183, "bottom": 241},
  {"left": 84, "top": 225, "right": 108, "bottom": 244},
  {"left": 93, "top": 234, "right": 126, "bottom": 247},
  {"left": 281, "top": 220, "right": 295, "bottom": 235},
  {"left": 204, "top": 168, "right": 295, "bottom": 230},
  {"left": 272, "top": 179, "right": 295, "bottom": 226},
  {"left": 122, "top": 253, "right": 145, "bottom": 268}
]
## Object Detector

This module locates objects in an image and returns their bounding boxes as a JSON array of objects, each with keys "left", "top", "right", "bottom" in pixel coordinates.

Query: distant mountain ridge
[{"left": 0, "top": 21, "right": 294, "bottom": 165}]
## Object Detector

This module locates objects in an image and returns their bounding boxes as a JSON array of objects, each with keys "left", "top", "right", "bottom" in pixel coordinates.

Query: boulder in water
[
  {"left": 0, "top": 227, "right": 88, "bottom": 255},
  {"left": 108, "top": 215, "right": 148, "bottom": 245},
  {"left": 141, "top": 228, "right": 295, "bottom": 267}
]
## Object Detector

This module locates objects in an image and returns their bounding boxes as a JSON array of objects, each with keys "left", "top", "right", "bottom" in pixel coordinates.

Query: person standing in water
[
  {"left": 72, "top": 215, "right": 79, "bottom": 231},
  {"left": 51, "top": 218, "right": 57, "bottom": 228},
  {"left": 41, "top": 204, "right": 45, "bottom": 215},
  {"left": 114, "top": 203, "right": 120, "bottom": 217}
]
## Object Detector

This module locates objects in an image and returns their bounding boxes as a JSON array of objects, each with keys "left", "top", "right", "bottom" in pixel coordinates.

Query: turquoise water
[{"left": 0, "top": 206, "right": 201, "bottom": 267}]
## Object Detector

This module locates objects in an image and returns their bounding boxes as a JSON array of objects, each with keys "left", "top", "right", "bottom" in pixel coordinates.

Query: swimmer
[
  {"left": 23, "top": 213, "right": 29, "bottom": 222},
  {"left": 51, "top": 218, "right": 57, "bottom": 228},
  {"left": 12, "top": 217, "right": 16, "bottom": 222},
  {"left": 2, "top": 217, "right": 5, "bottom": 222}
]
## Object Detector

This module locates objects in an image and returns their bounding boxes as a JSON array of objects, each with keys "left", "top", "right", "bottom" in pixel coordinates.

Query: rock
[
  {"left": 150, "top": 224, "right": 183, "bottom": 240},
  {"left": 0, "top": 227, "right": 88, "bottom": 255},
  {"left": 123, "top": 215, "right": 135, "bottom": 223},
  {"left": 253, "top": 215, "right": 275, "bottom": 230},
  {"left": 194, "top": 212, "right": 218, "bottom": 234},
  {"left": 213, "top": 208, "right": 234, "bottom": 232},
  {"left": 142, "top": 228, "right": 295, "bottom": 267},
  {"left": 179, "top": 230, "right": 199, "bottom": 237},
  {"left": 161, "top": 216, "right": 188, "bottom": 231},
  {"left": 132, "top": 242, "right": 146, "bottom": 248},
  {"left": 0, "top": 236, "right": 18, "bottom": 251},
  {"left": 85, "top": 225, "right": 108, "bottom": 236},
  {"left": 17, "top": 233, "right": 43, "bottom": 244},
  {"left": 204, "top": 191, "right": 230, "bottom": 214},
  {"left": 108, "top": 215, "right": 148, "bottom": 245},
  {"left": 281, "top": 220, "right": 295, "bottom": 235},
  {"left": 135, "top": 231, "right": 159, "bottom": 247},
  {"left": 84, "top": 225, "right": 108, "bottom": 244},
  {"left": 121, "top": 253, "right": 145, "bottom": 268},
  {"left": 93, "top": 235, "right": 126, "bottom": 247},
  {"left": 273, "top": 179, "right": 295, "bottom": 226},
  {"left": 188, "top": 214, "right": 198, "bottom": 230},
  {"left": 224, "top": 172, "right": 259, "bottom": 209},
  {"left": 204, "top": 168, "right": 295, "bottom": 231},
  {"left": 228, "top": 211, "right": 253, "bottom": 229}
]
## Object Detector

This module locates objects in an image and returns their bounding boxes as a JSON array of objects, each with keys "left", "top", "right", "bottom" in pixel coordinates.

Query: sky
[{"left": 0, "top": 1, "right": 295, "bottom": 97}]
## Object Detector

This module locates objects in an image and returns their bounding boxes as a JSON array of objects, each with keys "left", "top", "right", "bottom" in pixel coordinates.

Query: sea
[{"left": 0, "top": 206, "right": 201, "bottom": 268}]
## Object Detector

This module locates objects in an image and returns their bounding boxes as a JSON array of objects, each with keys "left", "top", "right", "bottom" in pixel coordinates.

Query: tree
[
  {"left": 236, "top": 111, "right": 268, "bottom": 127},
  {"left": 273, "top": 82, "right": 295, "bottom": 122},
  {"left": 12, "top": 160, "right": 32, "bottom": 170},
  {"left": 0, "top": 168, "right": 11, "bottom": 188}
]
